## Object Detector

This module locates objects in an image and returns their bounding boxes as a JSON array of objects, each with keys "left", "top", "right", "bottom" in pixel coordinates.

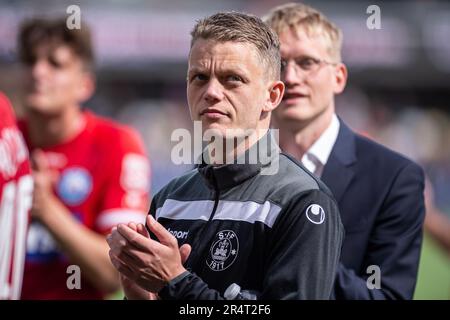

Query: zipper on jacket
[{"left": 185, "top": 170, "right": 220, "bottom": 270}]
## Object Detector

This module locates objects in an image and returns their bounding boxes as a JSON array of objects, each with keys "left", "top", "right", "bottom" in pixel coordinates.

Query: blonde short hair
[
  {"left": 263, "top": 2, "right": 343, "bottom": 62},
  {"left": 191, "top": 12, "right": 281, "bottom": 80}
]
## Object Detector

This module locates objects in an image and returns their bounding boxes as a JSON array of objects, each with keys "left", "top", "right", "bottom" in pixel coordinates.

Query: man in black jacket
[
  {"left": 107, "top": 12, "right": 344, "bottom": 300},
  {"left": 264, "top": 3, "right": 425, "bottom": 299}
]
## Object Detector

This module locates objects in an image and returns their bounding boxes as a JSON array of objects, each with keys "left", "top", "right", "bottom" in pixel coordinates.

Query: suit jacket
[{"left": 321, "top": 119, "right": 425, "bottom": 299}]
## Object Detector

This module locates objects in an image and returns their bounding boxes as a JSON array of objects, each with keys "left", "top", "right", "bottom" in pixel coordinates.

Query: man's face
[
  {"left": 275, "top": 29, "right": 346, "bottom": 127},
  {"left": 22, "top": 44, "right": 93, "bottom": 115},
  {"left": 187, "top": 39, "right": 272, "bottom": 137}
]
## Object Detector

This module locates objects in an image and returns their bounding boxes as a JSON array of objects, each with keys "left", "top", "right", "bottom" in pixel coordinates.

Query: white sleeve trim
[{"left": 96, "top": 209, "right": 147, "bottom": 230}]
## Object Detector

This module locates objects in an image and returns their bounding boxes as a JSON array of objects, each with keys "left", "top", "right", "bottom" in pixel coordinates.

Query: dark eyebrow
[
  {"left": 291, "top": 55, "right": 320, "bottom": 61},
  {"left": 216, "top": 66, "right": 250, "bottom": 82},
  {"left": 188, "top": 66, "right": 207, "bottom": 74},
  {"left": 217, "top": 62, "right": 248, "bottom": 73},
  {"left": 188, "top": 66, "right": 250, "bottom": 81}
]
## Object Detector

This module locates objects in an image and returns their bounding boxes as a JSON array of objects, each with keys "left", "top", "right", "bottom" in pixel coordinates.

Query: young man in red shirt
[{"left": 17, "top": 18, "right": 151, "bottom": 299}]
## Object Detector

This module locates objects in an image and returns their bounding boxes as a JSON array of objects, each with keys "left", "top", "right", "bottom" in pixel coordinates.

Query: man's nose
[
  {"left": 204, "top": 78, "right": 224, "bottom": 103},
  {"left": 30, "top": 59, "right": 50, "bottom": 80},
  {"left": 282, "top": 62, "right": 304, "bottom": 87}
]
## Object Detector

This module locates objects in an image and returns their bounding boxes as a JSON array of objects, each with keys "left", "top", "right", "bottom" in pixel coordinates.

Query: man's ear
[
  {"left": 263, "top": 80, "right": 285, "bottom": 113},
  {"left": 78, "top": 71, "right": 96, "bottom": 103},
  {"left": 333, "top": 62, "right": 347, "bottom": 95}
]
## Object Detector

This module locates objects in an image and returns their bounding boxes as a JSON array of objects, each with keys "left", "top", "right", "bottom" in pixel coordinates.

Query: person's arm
[
  {"left": 113, "top": 220, "right": 192, "bottom": 300},
  {"left": 91, "top": 127, "right": 150, "bottom": 293},
  {"left": 333, "top": 162, "right": 425, "bottom": 300},
  {"left": 108, "top": 212, "right": 230, "bottom": 300},
  {"left": 32, "top": 125, "right": 151, "bottom": 295},
  {"left": 260, "top": 190, "right": 344, "bottom": 299},
  {"left": 108, "top": 214, "right": 195, "bottom": 296},
  {"left": 118, "top": 222, "right": 159, "bottom": 300},
  {"left": 31, "top": 149, "right": 120, "bottom": 293}
]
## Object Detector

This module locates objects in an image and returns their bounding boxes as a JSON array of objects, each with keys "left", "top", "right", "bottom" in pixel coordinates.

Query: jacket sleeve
[
  {"left": 260, "top": 189, "right": 344, "bottom": 299},
  {"left": 333, "top": 162, "right": 425, "bottom": 299},
  {"left": 157, "top": 189, "right": 344, "bottom": 300},
  {"left": 149, "top": 194, "right": 226, "bottom": 300}
]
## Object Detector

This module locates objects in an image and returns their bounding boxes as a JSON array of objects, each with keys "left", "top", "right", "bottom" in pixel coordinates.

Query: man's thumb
[
  {"left": 179, "top": 244, "right": 191, "bottom": 264},
  {"left": 31, "top": 149, "right": 48, "bottom": 172}
]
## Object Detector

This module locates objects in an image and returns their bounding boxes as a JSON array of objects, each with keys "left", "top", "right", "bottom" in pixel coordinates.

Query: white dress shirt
[{"left": 301, "top": 114, "right": 340, "bottom": 177}]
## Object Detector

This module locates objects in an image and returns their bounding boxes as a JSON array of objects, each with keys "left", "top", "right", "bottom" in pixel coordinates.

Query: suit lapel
[{"left": 321, "top": 120, "right": 357, "bottom": 204}]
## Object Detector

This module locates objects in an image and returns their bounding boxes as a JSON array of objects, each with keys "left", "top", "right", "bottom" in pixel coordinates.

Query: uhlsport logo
[
  {"left": 167, "top": 228, "right": 189, "bottom": 240},
  {"left": 305, "top": 204, "right": 325, "bottom": 224},
  {"left": 206, "top": 230, "right": 239, "bottom": 271}
]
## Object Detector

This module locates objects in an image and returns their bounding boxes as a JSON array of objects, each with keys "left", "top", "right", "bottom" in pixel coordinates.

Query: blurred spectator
[
  {"left": 16, "top": 17, "right": 150, "bottom": 299},
  {"left": 0, "top": 92, "right": 32, "bottom": 300},
  {"left": 266, "top": 2, "right": 425, "bottom": 300}
]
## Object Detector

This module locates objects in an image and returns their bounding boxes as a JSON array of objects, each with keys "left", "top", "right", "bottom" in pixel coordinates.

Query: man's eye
[
  {"left": 226, "top": 75, "right": 243, "bottom": 82},
  {"left": 297, "top": 58, "right": 317, "bottom": 70},
  {"left": 48, "top": 57, "right": 63, "bottom": 69},
  {"left": 191, "top": 74, "right": 208, "bottom": 82}
]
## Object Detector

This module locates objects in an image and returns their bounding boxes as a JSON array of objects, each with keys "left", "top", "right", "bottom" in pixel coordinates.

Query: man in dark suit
[{"left": 264, "top": 3, "right": 425, "bottom": 299}]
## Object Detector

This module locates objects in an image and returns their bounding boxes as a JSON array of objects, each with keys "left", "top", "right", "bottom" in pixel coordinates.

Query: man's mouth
[
  {"left": 29, "top": 83, "right": 48, "bottom": 94},
  {"left": 283, "top": 92, "right": 309, "bottom": 101},
  {"left": 200, "top": 108, "right": 228, "bottom": 118}
]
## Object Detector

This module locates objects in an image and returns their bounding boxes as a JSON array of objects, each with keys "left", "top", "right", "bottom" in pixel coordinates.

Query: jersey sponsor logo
[
  {"left": 167, "top": 227, "right": 189, "bottom": 240},
  {"left": 26, "top": 212, "right": 82, "bottom": 262},
  {"left": 57, "top": 167, "right": 93, "bottom": 206},
  {"left": 305, "top": 204, "right": 325, "bottom": 225},
  {"left": 120, "top": 153, "right": 149, "bottom": 192},
  {"left": 206, "top": 230, "right": 239, "bottom": 272},
  {"left": 26, "top": 221, "right": 61, "bottom": 262}
]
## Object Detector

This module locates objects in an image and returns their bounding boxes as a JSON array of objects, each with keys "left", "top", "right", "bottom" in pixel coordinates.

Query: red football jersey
[
  {"left": 19, "top": 110, "right": 150, "bottom": 300},
  {"left": 0, "top": 93, "right": 32, "bottom": 300}
]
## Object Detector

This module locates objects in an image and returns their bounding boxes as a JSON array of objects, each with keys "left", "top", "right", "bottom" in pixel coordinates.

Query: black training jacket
[{"left": 149, "top": 135, "right": 344, "bottom": 300}]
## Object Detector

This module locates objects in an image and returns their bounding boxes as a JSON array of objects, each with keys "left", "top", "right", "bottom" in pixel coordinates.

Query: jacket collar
[
  {"left": 198, "top": 130, "right": 280, "bottom": 191},
  {"left": 321, "top": 118, "right": 357, "bottom": 203},
  {"left": 330, "top": 118, "right": 357, "bottom": 166}
]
